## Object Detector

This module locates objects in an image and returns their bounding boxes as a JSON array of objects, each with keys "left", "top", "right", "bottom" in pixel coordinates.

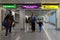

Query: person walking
[{"left": 4, "top": 10, "right": 14, "bottom": 36}]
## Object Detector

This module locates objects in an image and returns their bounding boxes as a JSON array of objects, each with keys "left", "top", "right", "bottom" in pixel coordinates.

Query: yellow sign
[{"left": 41, "top": 5, "right": 58, "bottom": 10}]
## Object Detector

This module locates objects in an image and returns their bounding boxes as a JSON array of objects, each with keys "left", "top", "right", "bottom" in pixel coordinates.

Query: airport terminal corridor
[{"left": 0, "top": 2, "right": 60, "bottom": 40}]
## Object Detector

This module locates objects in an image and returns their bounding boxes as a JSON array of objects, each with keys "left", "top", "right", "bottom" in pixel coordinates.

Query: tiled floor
[
  {"left": 43, "top": 22, "right": 60, "bottom": 40},
  {"left": 43, "top": 23, "right": 57, "bottom": 40},
  {"left": 0, "top": 23, "right": 49, "bottom": 40},
  {"left": 0, "top": 22, "right": 60, "bottom": 40}
]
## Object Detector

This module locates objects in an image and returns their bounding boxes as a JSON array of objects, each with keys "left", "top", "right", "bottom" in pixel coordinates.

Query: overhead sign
[
  {"left": 3, "top": 4, "right": 16, "bottom": 8},
  {"left": 22, "top": 5, "right": 40, "bottom": 9},
  {"left": 41, "top": 5, "right": 58, "bottom": 10},
  {"left": 41, "top": 2, "right": 59, "bottom": 4}
]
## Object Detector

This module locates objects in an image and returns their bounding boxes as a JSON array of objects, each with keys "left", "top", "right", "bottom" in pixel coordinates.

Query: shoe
[
  {"left": 5, "top": 34, "right": 8, "bottom": 36},
  {"left": 9, "top": 31, "right": 11, "bottom": 33}
]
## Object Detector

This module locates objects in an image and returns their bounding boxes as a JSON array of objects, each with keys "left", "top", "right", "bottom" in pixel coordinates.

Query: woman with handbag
[
  {"left": 3, "top": 13, "right": 11, "bottom": 36},
  {"left": 3, "top": 10, "right": 14, "bottom": 36}
]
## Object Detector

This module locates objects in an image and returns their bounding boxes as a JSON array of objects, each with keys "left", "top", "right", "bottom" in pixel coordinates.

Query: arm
[
  {"left": 12, "top": 15, "right": 15, "bottom": 23},
  {"left": 4, "top": 15, "right": 9, "bottom": 20}
]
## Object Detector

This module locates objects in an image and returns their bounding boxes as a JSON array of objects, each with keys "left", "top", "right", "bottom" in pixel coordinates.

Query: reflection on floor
[
  {"left": 1, "top": 22, "right": 60, "bottom": 40},
  {"left": 0, "top": 23, "right": 49, "bottom": 40}
]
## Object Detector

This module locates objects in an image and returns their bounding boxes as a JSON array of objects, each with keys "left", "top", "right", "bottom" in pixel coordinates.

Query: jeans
[{"left": 39, "top": 25, "right": 42, "bottom": 32}]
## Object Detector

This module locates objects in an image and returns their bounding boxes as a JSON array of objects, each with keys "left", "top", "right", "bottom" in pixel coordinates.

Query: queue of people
[
  {"left": 25, "top": 14, "right": 43, "bottom": 32},
  {"left": 2, "top": 10, "right": 43, "bottom": 36}
]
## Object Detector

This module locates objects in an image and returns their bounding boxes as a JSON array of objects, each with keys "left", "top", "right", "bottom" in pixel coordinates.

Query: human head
[
  {"left": 8, "top": 10, "right": 12, "bottom": 15},
  {"left": 31, "top": 13, "right": 35, "bottom": 17}
]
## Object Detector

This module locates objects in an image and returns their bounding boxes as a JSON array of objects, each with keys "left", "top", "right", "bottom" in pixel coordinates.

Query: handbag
[
  {"left": 2, "top": 19, "right": 8, "bottom": 27},
  {"left": 12, "top": 22, "right": 15, "bottom": 27}
]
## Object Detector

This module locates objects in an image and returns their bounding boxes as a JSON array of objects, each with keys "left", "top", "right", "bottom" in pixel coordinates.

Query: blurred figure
[
  {"left": 28, "top": 17, "right": 31, "bottom": 30},
  {"left": 25, "top": 17, "right": 29, "bottom": 32},
  {"left": 31, "top": 14, "right": 36, "bottom": 32},
  {"left": 37, "top": 19, "right": 43, "bottom": 32},
  {"left": 4, "top": 10, "right": 15, "bottom": 36},
  {"left": 28, "top": 17, "right": 31, "bottom": 23}
]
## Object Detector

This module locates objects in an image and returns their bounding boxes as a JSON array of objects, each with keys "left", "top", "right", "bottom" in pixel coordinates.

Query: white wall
[
  {"left": 0, "top": 8, "right": 6, "bottom": 32},
  {"left": 56, "top": 7, "right": 60, "bottom": 29}
]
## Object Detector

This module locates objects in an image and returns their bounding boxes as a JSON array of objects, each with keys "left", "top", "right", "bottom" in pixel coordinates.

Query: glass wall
[{"left": 49, "top": 11, "right": 56, "bottom": 25}]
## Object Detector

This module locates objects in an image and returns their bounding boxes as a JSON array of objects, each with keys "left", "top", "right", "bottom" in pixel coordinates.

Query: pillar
[{"left": 56, "top": 7, "right": 60, "bottom": 29}]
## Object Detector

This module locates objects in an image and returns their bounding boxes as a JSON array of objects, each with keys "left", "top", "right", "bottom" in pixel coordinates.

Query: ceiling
[
  {"left": 25, "top": 9, "right": 50, "bottom": 16},
  {"left": 0, "top": 0, "right": 59, "bottom": 3}
]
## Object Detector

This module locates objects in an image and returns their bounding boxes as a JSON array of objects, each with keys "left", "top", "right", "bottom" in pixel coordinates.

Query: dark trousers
[
  {"left": 9, "top": 25, "right": 12, "bottom": 33},
  {"left": 5, "top": 25, "right": 12, "bottom": 36},
  {"left": 5, "top": 26, "right": 8, "bottom": 36},
  {"left": 31, "top": 22, "right": 35, "bottom": 31}
]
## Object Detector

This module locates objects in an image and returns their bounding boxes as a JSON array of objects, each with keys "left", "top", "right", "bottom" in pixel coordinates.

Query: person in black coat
[
  {"left": 4, "top": 10, "right": 14, "bottom": 36},
  {"left": 30, "top": 14, "right": 36, "bottom": 32}
]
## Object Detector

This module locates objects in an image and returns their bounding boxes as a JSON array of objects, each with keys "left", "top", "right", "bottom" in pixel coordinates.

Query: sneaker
[
  {"left": 5, "top": 35, "right": 8, "bottom": 37},
  {"left": 9, "top": 31, "right": 12, "bottom": 33}
]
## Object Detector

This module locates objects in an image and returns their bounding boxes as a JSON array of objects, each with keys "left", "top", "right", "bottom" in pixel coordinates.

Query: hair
[{"left": 8, "top": 10, "right": 12, "bottom": 15}]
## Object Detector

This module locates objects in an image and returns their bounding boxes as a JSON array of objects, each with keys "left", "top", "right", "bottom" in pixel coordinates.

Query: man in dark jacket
[
  {"left": 31, "top": 14, "right": 36, "bottom": 32},
  {"left": 4, "top": 10, "right": 14, "bottom": 36}
]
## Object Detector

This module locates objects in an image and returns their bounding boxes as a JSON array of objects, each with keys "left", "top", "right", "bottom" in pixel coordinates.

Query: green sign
[{"left": 3, "top": 4, "right": 16, "bottom": 8}]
